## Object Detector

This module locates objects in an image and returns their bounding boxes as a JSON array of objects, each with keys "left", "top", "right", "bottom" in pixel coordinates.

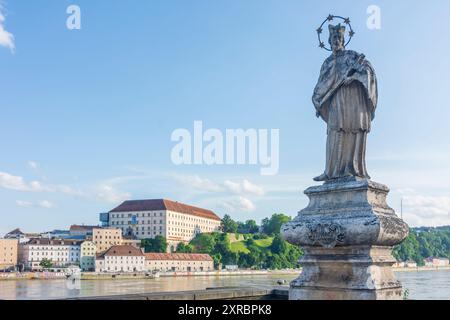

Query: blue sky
[{"left": 1, "top": 0, "right": 450, "bottom": 235}]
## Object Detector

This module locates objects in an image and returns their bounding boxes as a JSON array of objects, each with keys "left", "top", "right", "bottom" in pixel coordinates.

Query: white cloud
[
  {"left": 0, "top": 172, "right": 46, "bottom": 192},
  {"left": 0, "top": 168, "right": 129, "bottom": 205},
  {"left": 223, "top": 180, "right": 240, "bottom": 193},
  {"left": 94, "top": 184, "right": 131, "bottom": 204},
  {"left": 398, "top": 189, "right": 450, "bottom": 227},
  {"left": 0, "top": 170, "right": 86, "bottom": 197},
  {"left": 16, "top": 200, "right": 55, "bottom": 209},
  {"left": 38, "top": 200, "right": 55, "bottom": 209},
  {"left": 16, "top": 200, "right": 33, "bottom": 207},
  {"left": 224, "top": 179, "right": 265, "bottom": 196},
  {"left": 242, "top": 179, "right": 265, "bottom": 196},
  {"left": 28, "top": 161, "right": 38, "bottom": 169},
  {"left": 171, "top": 174, "right": 223, "bottom": 193},
  {"left": 0, "top": 7, "right": 14, "bottom": 52},
  {"left": 220, "top": 196, "right": 256, "bottom": 213}
]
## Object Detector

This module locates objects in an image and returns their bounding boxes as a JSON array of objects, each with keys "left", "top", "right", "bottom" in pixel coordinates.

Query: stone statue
[
  {"left": 281, "top": 16, "right": 409, "bottom": 300},
  {"left": 312, "top": 24, "right": 378, "bottom": 182}
]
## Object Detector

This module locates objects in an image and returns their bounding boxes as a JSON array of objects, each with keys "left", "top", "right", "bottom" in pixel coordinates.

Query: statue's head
[{"left": 328, "top": 24, "right": 346, "bottom": 52}]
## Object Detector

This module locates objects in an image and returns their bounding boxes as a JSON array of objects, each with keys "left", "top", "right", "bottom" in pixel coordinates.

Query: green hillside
[{"left": 229, "top": 234, "right": 274, "bottom": 254}]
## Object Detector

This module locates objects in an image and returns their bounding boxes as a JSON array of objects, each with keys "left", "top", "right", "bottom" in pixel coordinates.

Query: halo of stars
[{"left": 316, "top": 14, "right": 354, "bottom": 51}]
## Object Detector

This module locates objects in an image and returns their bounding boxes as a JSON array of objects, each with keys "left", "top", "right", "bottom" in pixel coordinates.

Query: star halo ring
[{"left": 316, "top": 14, "right": 354, "bottom": 51}]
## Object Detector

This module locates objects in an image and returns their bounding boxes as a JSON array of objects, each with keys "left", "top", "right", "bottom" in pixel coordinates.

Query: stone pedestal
[{"left": 281, "top": 177, "right": 409, "bottom": 300}]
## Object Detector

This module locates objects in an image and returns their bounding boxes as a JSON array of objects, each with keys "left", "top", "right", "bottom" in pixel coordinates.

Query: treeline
[
  {"left": 140, "top": 216, "right": 450, "bottom": 269},
  {"left": 393, "top": 227, "right": 450, "bottom": 265},
  {"left": 177, "top": 213, "right": 302, "bottom": 270}
]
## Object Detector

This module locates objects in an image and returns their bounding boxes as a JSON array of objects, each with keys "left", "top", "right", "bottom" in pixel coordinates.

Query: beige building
[
  {"left": 107, "top": 199, "right": 221, "bottom": 251},
  {"left": 92, "top": 228, "right": 122, "bottom": 252},
  {"left": 424, "top": 257, "right": 450, "bottom": 267},
  {"left": 95, "top": 245, "right": 145, "bottom": 273},
  {"left": 80, "top": 241, "right": 96, "bottom": 271},
  {"left": 122, "top": 237, "right": 141, "bottom": 248},
  {"left": 0, "top": 239, "right": 19, "bottom": 270},
  {"left": 145, "top": 253, "right": 214, "bottom": 272},
  {"left": 69, "top": 225, "right": 98, "bottom": 237}
]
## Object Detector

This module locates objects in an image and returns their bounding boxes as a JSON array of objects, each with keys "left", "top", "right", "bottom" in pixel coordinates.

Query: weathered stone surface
[
  {"left": 281, "top": 178, "right": 409, "bottom": 248},
  {"left": 289, "top": 246, "right": 403, "bottom": 300},
  {"left": 312, "top": 24, "right": 377, "bottom": 182},
  {"left": 281, "top": 178, "right": 408, "bottom": 300}
]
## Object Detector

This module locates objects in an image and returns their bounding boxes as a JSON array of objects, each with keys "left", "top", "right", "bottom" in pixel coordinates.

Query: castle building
[{"left": 102, "top": 199, "right": 222, "bottom": 252}]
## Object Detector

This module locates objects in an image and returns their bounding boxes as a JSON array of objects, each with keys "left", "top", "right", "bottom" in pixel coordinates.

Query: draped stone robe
[{"left": 312, "top": 49, "right": 378, "bottom": 180}]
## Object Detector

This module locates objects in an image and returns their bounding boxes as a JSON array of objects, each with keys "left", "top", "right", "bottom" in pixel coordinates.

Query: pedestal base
[
  {"left": 281, "top": 178, "right": 409, "bottom": 300},
  {"left": 290, "top": 246, "right": 403, "bottom": 300}
]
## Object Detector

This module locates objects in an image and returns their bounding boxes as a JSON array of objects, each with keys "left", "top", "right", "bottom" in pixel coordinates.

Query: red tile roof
[
  {"left": 26, "top": 239, "right": 83, "bottom": 246},
  {"left": 109, "top": 199, "right": 221, "bottom": 221},
  {"left": 144, "top": 253, "right": 213, "bottom": 261},
  {"left": 97, "top": 245, "right": 144, "bottom": 259}
]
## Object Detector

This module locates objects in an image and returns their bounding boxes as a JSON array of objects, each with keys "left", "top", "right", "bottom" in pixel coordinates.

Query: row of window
[
  {"left": 30, "top": 252, "right": 79, "bottom": 257},
  {"left": 110, "top": 212, "right": 163, "bottom": 218},
  {"left": 110, "top": 212, "right": 218, "bottom": 226},
  {"left": 93, "top": 235, "right": 120, "bottom": 239},
  {"left": 29, "top": 257, "right": 79, "bottom": 262},
  {"left": 28, "top": 246, "right": 80, "bottom": 250}
]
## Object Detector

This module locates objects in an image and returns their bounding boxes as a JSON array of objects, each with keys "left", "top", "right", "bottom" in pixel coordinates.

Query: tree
[
  {"left": 392, "top": 228, "right": 450, "bottom": 265},
  {"left": 176, "top": 242, "right": 193, "bottom": 253},
  {"left": 141, "top": 236, "right": 167, "bottom": 253},
  {"left": 237, "top": 220, "right": 259, "bottom": 234},
  {"left": 221, "top": 214, "right": 238, "bottom": 233},
  {"left": 190, "top": 233, "right": 217, "bottom": 253},
  {"left": 39, "top": 258, "right": 53, "bottom": 269},
  {"left": 261, "top": 213, "right": 292, "bottom": 235},
  {"left": 270, "top": 234, "right": 287, "bottom": 254}
]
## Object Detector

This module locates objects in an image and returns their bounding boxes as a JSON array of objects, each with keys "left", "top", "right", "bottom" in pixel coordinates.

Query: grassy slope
[
  {"left": 229, "top": 235, "right": 274, "bottom": 254},
  {"left": 230, "top": 241, "right": 250, "bottom": 254}
]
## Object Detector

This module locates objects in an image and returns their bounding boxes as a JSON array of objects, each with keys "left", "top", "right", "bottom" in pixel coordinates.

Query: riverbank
[
  {"left": 393, "top": 266, "right": 450, "bottom": 272},
  {"left": 1, "top": 266, "right": 449, "bottom": 281},
  {"left": 0, "top": 269, "right": 299, "bottom": 281}
]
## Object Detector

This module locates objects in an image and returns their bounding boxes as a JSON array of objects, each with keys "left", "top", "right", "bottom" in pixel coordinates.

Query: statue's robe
[{"left": 312, "top": 49, "right": 378, "bottom": 180}]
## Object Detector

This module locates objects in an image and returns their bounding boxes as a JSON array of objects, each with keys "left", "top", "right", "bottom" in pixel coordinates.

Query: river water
[{"left": 0, "top": 270, "right": 448, "bottom": 300}]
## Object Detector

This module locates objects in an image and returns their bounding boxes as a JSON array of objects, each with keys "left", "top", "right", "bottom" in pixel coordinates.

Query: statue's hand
[{"left": 316, "top": 110, "right": 321, "bottom": 118}]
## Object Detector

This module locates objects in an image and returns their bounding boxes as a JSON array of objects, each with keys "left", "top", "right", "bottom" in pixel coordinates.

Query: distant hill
[
  {"left": 393, "top": 227, "right": 450, "bottom": 265},
  {"left": 412, "top": 226, "right": 450, "bottom": 233}
]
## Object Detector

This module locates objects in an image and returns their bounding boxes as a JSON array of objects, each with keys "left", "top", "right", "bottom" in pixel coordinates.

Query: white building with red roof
[
  {"left": 144, "top": 253, "right": 214, "bottom": 272},
  {"left": 95, "top": 245, "right": 145, "bottom": 273},
  {"left": 104, "top": 199, "right": 222, "bottom": 252}
]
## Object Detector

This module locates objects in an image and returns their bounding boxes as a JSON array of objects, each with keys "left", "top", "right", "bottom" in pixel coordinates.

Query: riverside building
[
  {"left": 145, "top": 253, "right": 214, "bottom": 272},
  {"left": 19, "top": 239, "right": 82, "bottom": 270},
  {"left": 95, "top": 245, "right": 145, "bottom": 273}
]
